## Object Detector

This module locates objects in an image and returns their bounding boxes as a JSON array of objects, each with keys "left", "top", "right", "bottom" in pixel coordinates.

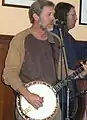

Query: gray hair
[{"left": 29, "top": 0, "right": 55, "bottom": 23}]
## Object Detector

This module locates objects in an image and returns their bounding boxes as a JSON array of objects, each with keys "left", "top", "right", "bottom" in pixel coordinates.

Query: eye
[
  {"left": 67, "top": 13, "right": 77, "bottom": 18},
  {"left": 71, "top": 14, "right": 76, "bottom": 17},
  {"left": 48, "top": 13, "right": 51, "bottom": 16}
]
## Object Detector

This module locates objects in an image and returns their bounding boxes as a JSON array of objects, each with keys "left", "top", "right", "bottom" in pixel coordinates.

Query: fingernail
[{"left": 41, "top": 104, "right": 43, "bottom": 107}]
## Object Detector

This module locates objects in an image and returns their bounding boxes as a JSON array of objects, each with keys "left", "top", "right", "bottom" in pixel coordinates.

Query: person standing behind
[
  {"left": 2, "top": 0, "right": 61, "bottom": 120},
  {"left": 52, "top": 2, "right": 87, "bottom": 120}
]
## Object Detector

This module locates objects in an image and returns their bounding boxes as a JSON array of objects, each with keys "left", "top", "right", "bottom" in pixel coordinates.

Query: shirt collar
[{"left": 47, "top": 31, "right": 55, "bottom": 44}]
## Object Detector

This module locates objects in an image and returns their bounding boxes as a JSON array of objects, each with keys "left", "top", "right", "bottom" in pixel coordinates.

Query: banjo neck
[
  {"left": 54, "top": 65, "right": 84, "bottom": 93},
  {"left": 67, "top": 65, "right": 84, "bottom": 80}
]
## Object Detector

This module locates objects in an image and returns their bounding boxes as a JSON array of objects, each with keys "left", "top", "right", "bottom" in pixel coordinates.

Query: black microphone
[{"left": 53, "top": 19, "right": 66, "bottom": 26}]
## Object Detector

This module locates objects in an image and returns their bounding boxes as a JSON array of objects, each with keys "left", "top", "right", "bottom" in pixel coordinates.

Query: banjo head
[{"left": 16, "top": 81, "right": 58, "bottom": 120}]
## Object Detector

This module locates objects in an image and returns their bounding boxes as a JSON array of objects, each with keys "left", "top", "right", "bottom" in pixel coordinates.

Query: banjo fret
[{"left": 54, "top": 64, "right": 84, "bottom": 94}]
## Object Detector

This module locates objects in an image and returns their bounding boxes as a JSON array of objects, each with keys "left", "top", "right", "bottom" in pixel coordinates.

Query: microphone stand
[{"left": 56, "top": 23, "right": 70, "bottom": 120}]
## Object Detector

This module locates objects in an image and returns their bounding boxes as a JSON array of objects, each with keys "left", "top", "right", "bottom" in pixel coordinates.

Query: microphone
[{"left": 53, "top": 19, "right": 66, "bottom": 26}]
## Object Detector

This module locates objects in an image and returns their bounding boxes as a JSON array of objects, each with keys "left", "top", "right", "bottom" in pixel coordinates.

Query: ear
[{"left": 33, "top": 13, "right": 39, "bottom": 21}]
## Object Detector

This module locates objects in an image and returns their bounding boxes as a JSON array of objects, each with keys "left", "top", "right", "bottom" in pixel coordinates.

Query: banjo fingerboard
[{"left": 54, "top": 65, "right": 84, "bottom": 93}]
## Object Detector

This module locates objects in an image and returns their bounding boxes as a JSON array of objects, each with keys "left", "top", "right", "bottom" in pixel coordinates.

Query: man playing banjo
[{"left": 3, "top": 0, "right": 61, "bottom": 119}]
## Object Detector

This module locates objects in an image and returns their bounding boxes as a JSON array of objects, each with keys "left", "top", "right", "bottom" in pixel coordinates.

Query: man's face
[
  {"left": 39, "top": 6, "right": 55, "bottom": 29},
  {"left": 67, "top": 7, "right": 78, "bottom": 30}
]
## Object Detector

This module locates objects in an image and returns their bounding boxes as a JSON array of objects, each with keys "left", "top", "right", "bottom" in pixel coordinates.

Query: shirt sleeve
[{"left": 2, "top": 35, "right": 24, "bottom": 91}]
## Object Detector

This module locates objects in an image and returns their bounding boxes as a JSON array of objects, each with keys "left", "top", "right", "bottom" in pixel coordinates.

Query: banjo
[{"left": 16, "top": 64, "right": 85, "bottom": 120}]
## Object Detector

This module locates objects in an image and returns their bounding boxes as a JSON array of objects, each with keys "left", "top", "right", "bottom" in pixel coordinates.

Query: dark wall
[{"left": 75, "top": 40, "right": 87, "bottom": 60}]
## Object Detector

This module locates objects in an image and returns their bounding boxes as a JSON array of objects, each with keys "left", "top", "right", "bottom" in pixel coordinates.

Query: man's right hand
[
  {"left": 26, "top": 92, "right": 44, "bottom": 109},
  {"left": 18, "top": 85, "right": 44, "bottom": 110}
]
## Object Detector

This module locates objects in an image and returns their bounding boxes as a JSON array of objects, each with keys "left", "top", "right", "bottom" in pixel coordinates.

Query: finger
[
  {"left": 33, "top": 102, "right": 40, "bottom": 109},
  {"left": 39, "top": 97, "right": 44, "bottom": 103},
  {"left": 36, "top": 95, "right": 44, "bottom": 103},
  {"left": 80, "top": 61, "right": 84, "bottom": 65},
  {"left": 35, "top": 99, "right": 43, "bottom": 108},
  {"left": 36, "top": 100, "right": 42, "bottom": 107}
]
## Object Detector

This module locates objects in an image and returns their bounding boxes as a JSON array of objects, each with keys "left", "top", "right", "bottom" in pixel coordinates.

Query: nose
[{"left": 75, "top": 15, "right": 78, "bottom": 21}]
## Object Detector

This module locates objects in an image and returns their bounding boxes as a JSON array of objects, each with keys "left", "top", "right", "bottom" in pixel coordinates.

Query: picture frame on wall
[
  {"left": 2, "top": 0, "right": 36, "bottom": 8},
  {"left": 79, "top": 0, "right": 87, "bottom": 25}
]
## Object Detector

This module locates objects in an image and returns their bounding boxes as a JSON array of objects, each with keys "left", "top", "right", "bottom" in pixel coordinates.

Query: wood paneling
[{"left": 0, "top": 35, "right": 15, "bottom": 120}]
